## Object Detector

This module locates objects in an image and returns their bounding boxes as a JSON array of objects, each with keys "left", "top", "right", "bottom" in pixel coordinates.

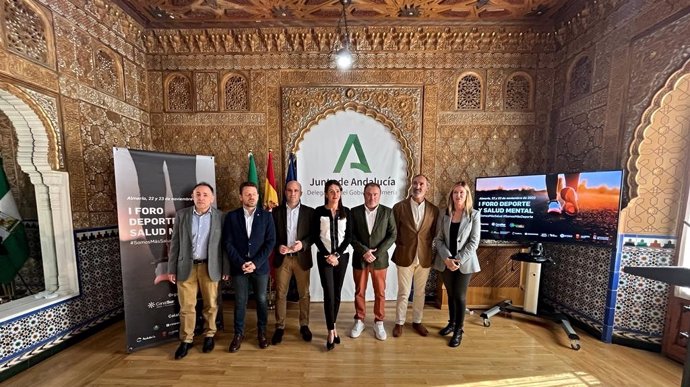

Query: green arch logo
[{"left": 333, "top": 134, "right": 371, "bottom": 173}]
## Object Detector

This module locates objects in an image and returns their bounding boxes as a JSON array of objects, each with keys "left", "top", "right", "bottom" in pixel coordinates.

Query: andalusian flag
[
  {"left": 263, "top": 151, "right": 278, "bottom": 209},
  {"left": 0, "top": 157, "right": 29, "bottom": 284},
  {"left": 247, "top": 152, "right": 258, "bottom": 185}
]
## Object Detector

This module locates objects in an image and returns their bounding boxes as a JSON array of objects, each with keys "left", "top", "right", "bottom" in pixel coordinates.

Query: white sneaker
[
  {"left": 350, "top": 319, "right": 365, "bottom": 338},
  {"left": 374, "top": 321, "right": 387, "bottom": 341}
]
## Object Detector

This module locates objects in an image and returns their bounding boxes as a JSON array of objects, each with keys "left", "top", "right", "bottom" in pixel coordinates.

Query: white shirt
[
  {"left": 410, "top": 198, "right": 426, "bottom": 265},
  {"left": 243, "top": 207, "right": 255, "bottom": 238},
  {"left": 410, "top": 197, "right": 426, "bottom": 231},
  {"left": 365, "top": 205, "right": 378, "bottom": 235},
  {"left": 286, "top": 203, "right": 300, "bottom": 247}
]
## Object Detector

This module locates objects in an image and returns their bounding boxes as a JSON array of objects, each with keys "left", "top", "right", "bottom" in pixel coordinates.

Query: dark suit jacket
[
  {"left": 392, "top": 198, "right": 439, "bottom": 268},
  {"left": 272, "top": 203, "right": 314, "bottom": 271},
  {"left": 222, "top": 206, "right": 276, "bottom": 276},
  {"left": 350, "top": 204, "right": 397, "bottom": 270},
  {"left": 168, "top": 206, "right": 228, "bottom": 282}
]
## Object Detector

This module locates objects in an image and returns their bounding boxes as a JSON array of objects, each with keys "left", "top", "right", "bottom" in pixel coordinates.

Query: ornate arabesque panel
[
  {"left": 151, "top": 51, "right": 541, "bottom": 72},
  {"left": 486, "top": 69, "right": 508, "bottom": 112},
  {"left": 554, "top": 106, "right": 606, "bottom": 172},
  {"left": 42, "top": 0, "right": 145, "bottom": 65},
  {"left": 164, "top": 72, "right": 193, "bottom": 111},
  {"left": 622, "top": 71, "right": 690, "bottom": 235},
  {"left": 456, "top": 72, "right": 483, "bottom": 110},
  {"left": 145, "top": 26, "right": 557, "bottom": 55},
  {"left": 79, "top": 101, "right": 150, "bottom": 226},
  {"left": 2, "top": 0, "right": 55, "bottom": 68},
  {"left": 505, "top": 72, "right": 533, "bottom": 111},
  {"left": 221, "top": 72, "right": 248, "bottom": 111},
  {"left": 16, "top": 86, "right": 62, "bottom": 170},
  {"left": 567, "top": 55, "right": 593, "bottom": 102},
  {"left": 157, "top": 125, "right": 265, "bottom": 210},
  {"left": 124, "top": 58, "right": 148, "bottom": 109},
  {"left": 281, "top": 86, "right": 422, "bottom": 178},
  {"left": 623, "top": 14, "right": 690, "bottom": 195},
  {"left": 60, "top": 96, "right": 89, "bottom": 229},
  {"left": 194, "top": 72, "right": 218, "bottom": 111},
  {"left": 58, "top": 75, "right": 149, "bottom": 125},
  {"left": 93, "top": 46, "right": 124, "bottom": 98},
  {"left": 434, "top": 125, "right": 537, "bottom": 208},
  {"left": 54, "top": 15, "right": 93, "bottom": 85},
  {"left": 148, "top": 70, "right": 163, "bottom": 112}
]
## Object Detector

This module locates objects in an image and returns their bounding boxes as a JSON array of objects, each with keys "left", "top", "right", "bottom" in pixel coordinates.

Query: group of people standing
[{"left": 167, "top": 175, "right": 481, "bottom": 359}]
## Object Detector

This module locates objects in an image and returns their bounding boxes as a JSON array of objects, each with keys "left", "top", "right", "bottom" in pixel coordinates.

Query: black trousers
[
  {"left": 442, "top": 269, "right": 473, "bottom": 330},
  {"left": 317, "top": 253, "right": 349, "bottom": 330}
]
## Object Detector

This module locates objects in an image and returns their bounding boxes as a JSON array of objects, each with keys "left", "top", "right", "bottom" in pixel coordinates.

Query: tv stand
[{"left": 480, "top": 245, "right": 581, "bottom": 351}]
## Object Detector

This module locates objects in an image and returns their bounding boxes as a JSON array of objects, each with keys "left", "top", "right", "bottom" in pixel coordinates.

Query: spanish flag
[{"left": 263, "top": 151, "right": 278, "bottom": 210}]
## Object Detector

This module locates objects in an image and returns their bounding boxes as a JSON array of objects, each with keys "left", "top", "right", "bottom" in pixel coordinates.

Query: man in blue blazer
[{"left": 223, "top": 181, "right": 276, "bottom": 352}]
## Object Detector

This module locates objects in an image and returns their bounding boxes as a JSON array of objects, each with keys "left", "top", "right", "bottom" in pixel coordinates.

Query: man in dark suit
[
  {"left": 223, "top": 181, "right": 276, "bottom": 352},
  {"left": 271, "top": 180, "right": 314, "bottom": 345},
  {"left": 168, "top": 182, "right": 228, "bottom": 360},
  {"left": 349, "top": 182, "right": 397, "bottom": 341},
  {"left": 391, "top": 174, "right": 439, "bottom": 337}
]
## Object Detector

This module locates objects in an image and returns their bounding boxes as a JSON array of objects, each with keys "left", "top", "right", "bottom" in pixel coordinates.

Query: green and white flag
[{"left": 0, "top": 157, "right": 29, "bottom": 284}]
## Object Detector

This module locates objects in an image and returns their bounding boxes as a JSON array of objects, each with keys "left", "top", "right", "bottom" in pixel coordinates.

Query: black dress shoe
[
  {"left": 300, "top": 326, "right": 313, "bottom": 342},
  {"left": 439, "top": 322, "right": 456, "bottom": 336},
  {"left": 202, "top": 337, "right": 215, "bottom": 353},
  {"left": 258, "top": 332, "right": 269, "bottom": 349},
  {"left": 449, "top": 329, "right": 463, "bottom": 347},
  {"left": 272, "top": 328, "right": 284, "bottom": 345},
  {"left": 174, "top": 342, "right": 192, "bottom": 360},
  {"left": 229, "top": 334, "right": 243, "bottom": 353}
]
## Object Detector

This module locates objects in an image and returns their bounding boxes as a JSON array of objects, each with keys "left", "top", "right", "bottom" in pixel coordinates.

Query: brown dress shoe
[
  {"left": 412, "top": 323, "right": 429, "bottom": 336},
  {"left": 258, "top": 332, "right": 269, "bottom": 349},
  {"left": 229, "top": 334, "right": 243, "bottom": 353},
  {"left": 392, "top": 324, "right": 403, "bottom": 337}
]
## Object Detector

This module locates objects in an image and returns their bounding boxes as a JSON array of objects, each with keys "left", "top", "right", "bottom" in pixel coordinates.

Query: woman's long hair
[
  {"left": 446, "top": 181, "right": 473, "bottom": 217},
  {"left": 324, "top": 179, "right": 346, "bottom": 219}
]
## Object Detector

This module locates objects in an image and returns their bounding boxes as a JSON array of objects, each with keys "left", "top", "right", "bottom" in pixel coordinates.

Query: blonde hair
[{"left": 446, "top": 181, "right": 473, "bottom": 217}]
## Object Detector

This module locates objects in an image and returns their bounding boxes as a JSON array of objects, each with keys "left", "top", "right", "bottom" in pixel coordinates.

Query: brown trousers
[
  {"left": 274, "top": 256, "right": 311, "bottom": 328},
  {"left": 177, "top": 263, "right": 218, "bottom": 343}
]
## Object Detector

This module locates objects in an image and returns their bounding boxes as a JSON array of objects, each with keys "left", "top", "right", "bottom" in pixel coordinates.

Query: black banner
[{"left": 113, "top": 148, "right": 216, "bottom": 352}]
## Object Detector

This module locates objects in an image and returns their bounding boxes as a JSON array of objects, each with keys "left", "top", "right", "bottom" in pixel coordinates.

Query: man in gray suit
[
  {"left": 168, "top": 182, "right": 228, "bottom": 359},
  {"left": 350, "top": 182, "right": 397, "bottom": 341}
]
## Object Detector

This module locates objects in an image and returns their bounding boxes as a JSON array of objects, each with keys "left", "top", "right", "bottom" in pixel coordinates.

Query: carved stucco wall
[
  {"left": 549, "top": 1, "right": 689, "bottom": 236},
  {"left": 541, "top": 0, "right": 689, "bottom": 346},
  {"left": 622, "top": 64, "right": 690, "bottom": 236}
]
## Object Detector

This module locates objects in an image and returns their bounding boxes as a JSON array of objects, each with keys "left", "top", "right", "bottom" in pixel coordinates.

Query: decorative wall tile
[{"left": 0, "top": 229, "right": 121, "bottom": 370}]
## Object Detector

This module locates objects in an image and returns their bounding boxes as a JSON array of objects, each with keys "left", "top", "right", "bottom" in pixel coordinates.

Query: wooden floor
[{"left": 4, "top": 301, "right": 682, "bottom": 386}]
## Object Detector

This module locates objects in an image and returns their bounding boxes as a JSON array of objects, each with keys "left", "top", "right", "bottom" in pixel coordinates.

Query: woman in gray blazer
[{"left": 433, "top": 181, "right": 481, "bottom": 347}]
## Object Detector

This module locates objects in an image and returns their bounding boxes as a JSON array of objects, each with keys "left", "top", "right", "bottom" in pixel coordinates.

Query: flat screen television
[{"left": 474, "top": 170, "right": 624, "bottom": 247}]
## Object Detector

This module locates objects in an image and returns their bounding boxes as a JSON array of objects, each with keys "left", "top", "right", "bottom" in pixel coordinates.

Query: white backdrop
[{"left": 296, "top": 110, "right": 407, "bottom": 301}]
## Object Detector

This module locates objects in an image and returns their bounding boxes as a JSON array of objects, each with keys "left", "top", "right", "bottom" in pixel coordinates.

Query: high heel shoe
[
  {"left": 334, "top": 336, "right": 341, "bottom": 344},
  {"left": 439, "top": 321, "right": 455, "bottom": 336},
  {"left": 326, "top": 331, "right": 335, "bottom": 351}
]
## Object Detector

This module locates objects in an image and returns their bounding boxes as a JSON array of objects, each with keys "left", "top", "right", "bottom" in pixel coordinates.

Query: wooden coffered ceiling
[{"left": 116, "top": 0, "right": 573, "bottom": 29}]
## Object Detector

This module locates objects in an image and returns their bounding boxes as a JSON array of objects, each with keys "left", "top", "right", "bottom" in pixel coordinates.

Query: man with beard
[
  {"left": 391, "top": 175, "right": 439, "bottom": 337},
  {"left": 223, "top": 182, "right": 276, "bottom": 352}
]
